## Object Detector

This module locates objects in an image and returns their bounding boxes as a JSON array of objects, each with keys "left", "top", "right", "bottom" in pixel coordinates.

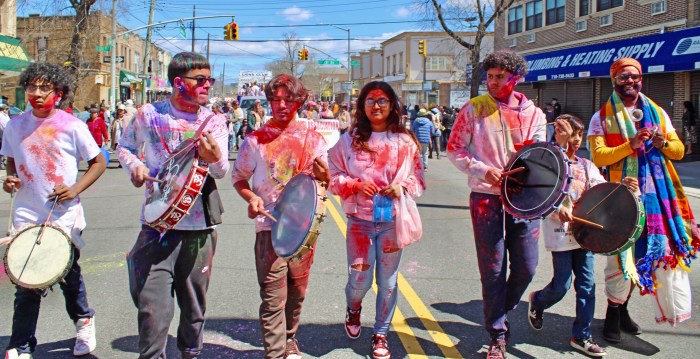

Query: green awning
[
  {"left": 119, "top": 70, "right": 138, "bottom": 86},
  {"left": 0, "top": 34, "right": 31, "bottom": 78}
]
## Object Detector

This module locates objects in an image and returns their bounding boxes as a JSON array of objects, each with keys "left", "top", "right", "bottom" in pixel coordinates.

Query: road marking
[{"left": 326, "top": 195, "right": 462, "bottom": 358}]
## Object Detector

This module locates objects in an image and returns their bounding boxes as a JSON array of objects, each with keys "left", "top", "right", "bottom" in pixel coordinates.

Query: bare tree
[
  {"left": 264, "top": 32, "right": 326, "bottom": 97},
  {"left": 421, "top": 0, "right": 515, "bottom": 98}
]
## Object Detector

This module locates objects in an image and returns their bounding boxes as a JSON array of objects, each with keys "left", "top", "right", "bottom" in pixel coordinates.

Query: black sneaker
[
  {"left": 571, "top": 337, "right": 607, "bottom": 357},
  {"left": 528, "top": 292, "right": 543, "bottom": 330},
  {"left": 487, "top": 338, "right": 507, "bottom": 359}
]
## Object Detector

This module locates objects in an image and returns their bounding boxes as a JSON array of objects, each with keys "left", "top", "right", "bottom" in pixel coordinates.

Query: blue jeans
[
  {"left": 469, "top": 192, "right": 539, "bottom": 340},
  {"left": 532, "top": 249, "right": 596, "bottom": 339},
  {"left": 419, "top": 142, "right": 429, "bottom": 169},
  {"left": 346, "top": 216, "right": 403, "bottom": 335},
  {"left": 8, "top": 246, "right": 94, "bottom": 354}
]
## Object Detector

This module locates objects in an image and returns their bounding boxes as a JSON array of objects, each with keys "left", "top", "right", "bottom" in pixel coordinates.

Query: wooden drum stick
[
  {"left": 572, "top": 216, "right": 604, "bottom": 230},
  {"left": 502, "top": 167, "right": 526, "bottom": 176},
  {"left": 260, "top": 209, "right": 278, "bottom": 223}
]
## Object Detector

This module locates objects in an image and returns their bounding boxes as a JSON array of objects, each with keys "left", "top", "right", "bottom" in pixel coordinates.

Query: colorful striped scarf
[{"left": 600, "top": 92, "right": 700, "bottom": 294}]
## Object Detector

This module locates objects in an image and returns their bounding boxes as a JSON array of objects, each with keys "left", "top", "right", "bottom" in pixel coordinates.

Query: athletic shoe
[
  {"left": 486, "top": 338, "right": 507, "bottom": 359},
  {"left": 285, "top": 338, "right": 302, "bottom": 359},
  {"left": 371, "top": 334, "right": 390, "bottom": 359},
  {"left": 74, "top": 317, "right": 96, "bottom": 356},
  {"left": 528, "top": 292, "right": 543, "bottom": 330},
  {"left": 5, "top": 349, "right": 32, "bottom": 359},
  {"left": 570, "top": 337, "right": 607, "bottom": 357},
  {"left": 345, "top": 307, "right": 362, "bottom": 339}
]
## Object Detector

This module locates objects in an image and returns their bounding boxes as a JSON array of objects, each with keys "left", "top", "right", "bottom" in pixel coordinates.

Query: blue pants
[
  {"left": 532, "top": 249, "right": 596, "bottom": 339},
  {"left": 8, "top": 246, "right": 94, "bottom": 354},
  {"left": 469, "top": 192, "right": 539, "bottom": 340},
  {"left": 419, "top": 142, "right": 429, "bottom": 169},
  {"left": 345, "top": 216, "right": 403, "bottom": 335}
]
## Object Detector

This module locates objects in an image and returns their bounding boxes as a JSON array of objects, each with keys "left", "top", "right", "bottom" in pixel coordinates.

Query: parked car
[{"left": 239, "top": 96, "right": 272, "bottom": 123}]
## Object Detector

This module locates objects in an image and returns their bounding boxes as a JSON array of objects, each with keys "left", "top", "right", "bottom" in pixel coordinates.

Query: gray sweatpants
[{"left": 127, "top": 225, "right": 217, "bottom": 359}]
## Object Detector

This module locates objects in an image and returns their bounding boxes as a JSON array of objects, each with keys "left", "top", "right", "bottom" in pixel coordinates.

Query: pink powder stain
[
  {"left": 18, "top": 164, "right": 34, "bottom": 183},
  {"left": 28, "top": 144, "right": 64, "bottom": 186}
]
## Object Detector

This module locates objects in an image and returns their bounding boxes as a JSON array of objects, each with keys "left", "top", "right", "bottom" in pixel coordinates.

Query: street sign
[
  {"left": 318, "top": 59, "right": 340, "bottom": 65},
  {"left": 350, "top": 60, "right": 360, "bottom": 67},
  {"left": 96, "top": 45, "right": 110, "bottom": 52},
  {"left": 103, "top": 56, "right": 125, "bottom": 63},
  {"left": 138, "top": 74, "right": 151, "bottom": 79},
  {"left": 341, "top": 81, "right": 353, "bottom": 91},
  {"left": 422, "top": 81, "right": 433, "bottom": 91}
]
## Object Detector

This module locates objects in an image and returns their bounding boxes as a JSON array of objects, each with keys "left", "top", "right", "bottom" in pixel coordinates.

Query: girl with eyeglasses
[{"left": 328, "top": 81, "right": 425, "bottom": 359}]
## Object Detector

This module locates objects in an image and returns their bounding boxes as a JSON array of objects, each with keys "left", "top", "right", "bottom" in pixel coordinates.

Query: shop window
[
  {"left": 526, "top": 0, "right": 543, "bottom": 31},
  {"left": 546, "top": 0, "right": 565, "bottom": 25},
  {"left": 508, "top": 7, "right": 523, "bottom": 35},
  {"left": 597, "top": 0, "right": 623, "bottom": 12}
]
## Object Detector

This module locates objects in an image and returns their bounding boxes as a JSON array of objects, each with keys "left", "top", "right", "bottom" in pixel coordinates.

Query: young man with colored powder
[
  {"left": 117, "top": 52, "right": 229, "bottom": 358},
  {"left": 446, "top": 50, "right": 570, "bottom": 359},
  {"left": 2, "top": 62, "right": 107, "bottom": 359},
  {"left": 232, "top": 74, "right": 330, "bottom": 359}
]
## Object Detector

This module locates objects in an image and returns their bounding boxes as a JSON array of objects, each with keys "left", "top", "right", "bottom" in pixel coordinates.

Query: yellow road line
[
  {"left": 329, "top": 195, "right": 462, "bottom": 358},
  {"left": 326, "top": 197, "right": 427, "bottom": 357}
]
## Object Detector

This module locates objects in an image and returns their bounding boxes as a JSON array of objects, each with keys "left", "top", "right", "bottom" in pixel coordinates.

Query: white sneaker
[
  {"left": 73, "top": 317, "right": 96, "bottom": 356},
  {"left": 5, "top": 349, "right": 32, "bottom": 359}
]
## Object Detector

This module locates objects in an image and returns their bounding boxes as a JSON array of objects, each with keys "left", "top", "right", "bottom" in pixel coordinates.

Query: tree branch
[{"left": 430, "top": 0, "right": 474, "bottom": 50}]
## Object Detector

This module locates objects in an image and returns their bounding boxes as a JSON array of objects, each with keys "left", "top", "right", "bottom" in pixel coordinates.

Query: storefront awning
[
  {"left": 0, "top": 35, "right": 31, "bottom": 78},
  {"left": 522, "top": 26, "right": 700, "bottom": 83},
  {"left": 119, "top": 70, "right": 138, "bottom": 86}
]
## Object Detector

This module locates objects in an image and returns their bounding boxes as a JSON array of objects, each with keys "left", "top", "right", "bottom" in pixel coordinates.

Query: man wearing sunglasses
[
  {"left": 588, "top": 57, "right": 698, "bottom": 343},
  {"left": 117, "top": 52, "right": 229, "bottom": 359}
]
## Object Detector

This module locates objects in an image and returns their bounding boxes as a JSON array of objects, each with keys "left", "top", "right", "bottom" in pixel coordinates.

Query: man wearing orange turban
[{"left": 588, "top": 58, "right": 698, "bottom": 343}]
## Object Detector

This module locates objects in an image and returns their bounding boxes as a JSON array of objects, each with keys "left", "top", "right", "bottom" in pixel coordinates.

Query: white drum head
[{"left": 4, "top": 225, "right": 73, "bottom": 289}]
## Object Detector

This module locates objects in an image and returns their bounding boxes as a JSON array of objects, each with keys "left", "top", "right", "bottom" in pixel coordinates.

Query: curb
[{"left": 684, "top": 187, "right": 700, "bottom": 199}]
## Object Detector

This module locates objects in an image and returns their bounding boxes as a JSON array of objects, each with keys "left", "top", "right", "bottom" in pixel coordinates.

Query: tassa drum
[
  {"left": 271, "top": 174, "right": 328, "bottom": 261},
  {"left": 4, "top": 224, "right": 73, "bottom": 289},
  {"left": 501, "top": 142, "right": 572, "bottom": 220},
  {"left": 572, "top": 182, "right": 646, "bottom": 255}
]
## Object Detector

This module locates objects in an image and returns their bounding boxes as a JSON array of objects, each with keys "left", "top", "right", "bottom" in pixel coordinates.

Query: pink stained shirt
[{"left": 328, "top": 131, "right": 425, "bottom": 221}]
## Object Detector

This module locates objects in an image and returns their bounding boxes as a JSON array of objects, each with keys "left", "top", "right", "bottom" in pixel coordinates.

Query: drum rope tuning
[{"left": 17, "top": 195, "right": 60, "bottom": 282}]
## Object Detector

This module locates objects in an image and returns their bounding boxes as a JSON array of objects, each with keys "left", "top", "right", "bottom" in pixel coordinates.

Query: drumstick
[
  {"left": 585, "top": 183, "right": 623, "bottom": 215},
  {"left": 572, "top": 216, "right": 604, "bottom": 230},
  {"left": 144, "top": 175, "right": 164, "bottom": 184},
  {"left": 260, "top": 209, "right": 278, "bottom": 222},
  {"left": 502, "top": 167, "right": 526, "bottom": 176}
]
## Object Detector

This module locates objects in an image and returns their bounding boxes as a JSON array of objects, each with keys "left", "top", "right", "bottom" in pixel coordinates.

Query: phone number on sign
[{"left": 551, "top": 73, "right": 575, "bottom": 79}]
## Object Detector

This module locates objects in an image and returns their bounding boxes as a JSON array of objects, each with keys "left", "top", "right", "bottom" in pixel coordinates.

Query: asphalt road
[{"left": 1, "top": 153, "right": 699, "bottom": 358}]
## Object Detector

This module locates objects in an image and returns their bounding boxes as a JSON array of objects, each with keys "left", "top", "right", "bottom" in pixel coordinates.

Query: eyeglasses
[
  {"left": 181, "top": 76, "right": 216, "bottom": 86},
  {"left": 26, "top": 85, "right": 55, "bottom": 94},
  {"left": 615, "top": 73, "right": 642, "bottom": 82},
  {"left": 364, "top": 98, "right": 390, "bottom": 108}
]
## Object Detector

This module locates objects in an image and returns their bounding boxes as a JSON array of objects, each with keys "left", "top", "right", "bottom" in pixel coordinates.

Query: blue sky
[{"left": 22, "top": 0, "right": 440, "bottom": 84}]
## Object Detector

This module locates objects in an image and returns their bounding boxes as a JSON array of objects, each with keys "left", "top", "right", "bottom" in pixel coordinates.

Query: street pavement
[{"left": 0, "top": 153, "right": 699, "bottom": 358}]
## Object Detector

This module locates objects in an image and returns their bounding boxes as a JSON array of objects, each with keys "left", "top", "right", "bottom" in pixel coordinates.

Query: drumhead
[
  {"left": 271, "top": 174, "right": 319, "bottom": 259},
  {"left": 144, "top": 146, "right": 197, "bottom": 223},
  {"left": 572, "top": 182, "right": 644, "bottom": 254},
  {"left": 502, "top": 142, "right": 570, "bottom": 219},
  {"left": 4, "top": 225, "right": 73, "bottom": 289}
]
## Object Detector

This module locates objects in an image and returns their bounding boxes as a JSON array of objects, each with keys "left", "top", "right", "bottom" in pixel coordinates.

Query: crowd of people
[{"left": 0, "top": 49, "right": 698, "bottom": 359}]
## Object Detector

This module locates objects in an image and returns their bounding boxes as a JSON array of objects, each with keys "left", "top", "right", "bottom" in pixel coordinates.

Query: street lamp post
[{"left": 326, "top": 24, "right": 351, "bottom": 104}]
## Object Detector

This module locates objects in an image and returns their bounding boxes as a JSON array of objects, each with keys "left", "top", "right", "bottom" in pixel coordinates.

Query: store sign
[
  {"left": 238, "top": 70, "right": 272, "bottom": 84},
  {"left": 522, "top": 26, "right": 700, "bottom": 82}
]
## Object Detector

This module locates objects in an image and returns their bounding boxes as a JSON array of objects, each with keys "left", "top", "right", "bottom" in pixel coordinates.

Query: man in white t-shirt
[
  {"left": 117, "top": 52, "right": 229, "bottom": 359},
  {"left": 1, "top": 62, "right": 107, "bottom": 359}
]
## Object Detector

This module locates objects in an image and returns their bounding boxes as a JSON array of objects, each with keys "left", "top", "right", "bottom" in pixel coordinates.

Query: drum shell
[
  {"left": 501, "top": 142, "right": 572, "bottom": 220},
  {"left": 271, "top": 174, "right": 328, "bottom": 261},
  {"left": 3, "top": 225, "right": 73, "bottom": 289},
  {"left": 572, "top": 183, "right": 646, "bottom": 255}
]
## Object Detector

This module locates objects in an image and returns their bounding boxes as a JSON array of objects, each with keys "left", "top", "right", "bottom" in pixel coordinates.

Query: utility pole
[
  {"left": 191, "top": 5, "right": 196, "bottom": 52},
  {"left": 423, "top": 55, "right": 427, "bottom": 104},
  {"left": 221, "top": 63, "right": 225, "bottom": 96},
  {"left": 142, "top": 0, "right": 156, "bottom": 105},
  {"left": 206, "top": 33, "right": 210, "bottom": 59},
  {"left": 109, "top": 0, "right": 117, "bottom": 113}
]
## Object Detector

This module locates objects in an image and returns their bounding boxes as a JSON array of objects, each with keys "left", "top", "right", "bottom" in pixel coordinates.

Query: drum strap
[{"left": 156, "top": 113, "right": 217, "bottom": 155}]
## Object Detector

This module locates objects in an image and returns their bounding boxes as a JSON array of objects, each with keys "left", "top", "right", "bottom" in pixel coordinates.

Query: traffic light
[
  {"left": 418, "top": 40, "right": 426, "bottom": 56},
  {"left": 298, "top": 50, "right": 304, "bottom": 60},
  {"left": 302, "top": 49, "right": 309, "bottom": 60},
  {"left": 298, "top": 49, "right": 309, "bottom": 61},
  {"left": 231, "top": 22, "right": 239, "bottom": 40},
  {"left": 223, "top": 23, "right": 232, "bottom": 40}
]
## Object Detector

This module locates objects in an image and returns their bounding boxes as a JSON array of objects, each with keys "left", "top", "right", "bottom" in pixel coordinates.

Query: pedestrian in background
[
  {"left": 86, "top": 107, "right": 109, "bottom": 148},
  {"left": 328, "top": 81, "right": 425, "bottom": 359},
  {"left": 411, "top": 108, "right": 434, "bottom": 171},
  {"left": 0, "top": 103, "right": 10, "bottom": 170},
  {"left": 429, "top": 107, "right": 442, "bottom": 159},
  {"left": 682, "top": 101, "right": 696, "bottom": 155},
  {"left": 337, "top": 102, "right": 351, "bottom": 135}
]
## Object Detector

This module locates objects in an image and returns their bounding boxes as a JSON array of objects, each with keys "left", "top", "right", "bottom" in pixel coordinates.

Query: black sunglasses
[{"left": 181, "top": 76, "right": 216, "bottom": 86}]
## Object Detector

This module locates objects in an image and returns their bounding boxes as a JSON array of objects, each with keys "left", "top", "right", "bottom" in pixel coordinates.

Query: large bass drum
[
  {"left": 271, "top": 174, "right": 328, "bottom": 261},
  {"left": 501, "top": 142, "right": 572, "bottom": 220}
]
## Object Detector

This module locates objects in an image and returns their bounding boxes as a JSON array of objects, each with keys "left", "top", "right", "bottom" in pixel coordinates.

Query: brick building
[
  {"left": 496, "top": 0, "right": 700, "bottom": 156},
  {"left": 5, "top": 11, "right": 172, "bottom": 109},
  {"left": 351, "top": 31, "right": 493, "bottom": 109}
]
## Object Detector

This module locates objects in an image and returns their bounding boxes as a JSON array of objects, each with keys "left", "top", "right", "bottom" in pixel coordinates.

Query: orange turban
[{"left": 610, "top": 58, "right": 642, "bottom": 78}]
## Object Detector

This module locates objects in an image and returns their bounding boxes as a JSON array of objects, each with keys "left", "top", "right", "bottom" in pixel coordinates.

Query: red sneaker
[
  {"left": 371, "top": 334, "right": 390, "bottom": 359},
  {"left": 345, "top": 307, "right": 361, "bottom": 339}
]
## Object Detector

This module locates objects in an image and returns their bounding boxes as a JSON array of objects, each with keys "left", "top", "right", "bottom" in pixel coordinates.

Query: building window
[
  {"left": 37, "top": 37, "right": 47, "bottom": 62},
  {"left": 546, "top": 0, "right": 565, "bottom": 24},
  {"left": 392, "top": 54, "right": 396, "bottom": 75},
  {"left": 579, "top": 0, "right": 590, "bottom": 16},
  {"left": 651, "top": 0, "right": 666, "bottom": 15},
  {"left": 596, "top": 0, "right": 622, "bottom": 12},
  {"left": 526, "top": 0, "right": 543, "bottom": 31},
  {"left": 399, "top": 52, "right": 403, "bottom": 74},
  {"left": 426, "top": 56, "right": 447, "bottom": 71},
  {"left": 599, "top": 13, "right": 613, "bottom": 26},
  {"left": 386, "top": 56, "right": 390, "bottom": 76},
  {"left": 575, "top": 19, "right": 587, "bottom": 32},
  {"left": 509, "top": 38, "right": 517, "bottom": 47},
  {"left": 508, "top": 7, "right": 523, "bottom": 35},
  {"left": 526, "top": 33, "right": 536, "bottom": 43}
]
